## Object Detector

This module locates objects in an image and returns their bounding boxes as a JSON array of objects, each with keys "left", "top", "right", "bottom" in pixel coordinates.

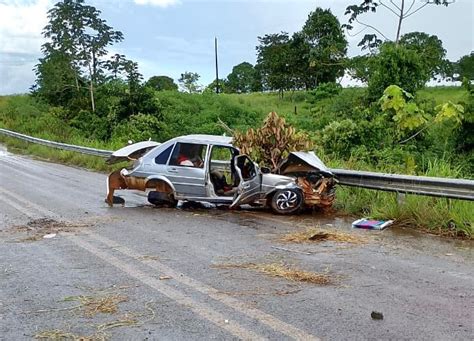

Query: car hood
[
  {"left": 106, "top": 141, "right": 160, "bottom": 164},
  {"left": 278, "top": 151, "right": 333, "bottom": 176}
]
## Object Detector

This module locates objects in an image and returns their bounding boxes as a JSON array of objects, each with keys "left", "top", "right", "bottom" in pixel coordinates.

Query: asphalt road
[{"left": 1, "top": 146, "right": 473, "bottom": 340}]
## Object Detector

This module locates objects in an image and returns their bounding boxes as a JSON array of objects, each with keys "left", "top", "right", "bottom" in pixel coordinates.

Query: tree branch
[
  {"left": 398, "top": 123, "right": 432, "bottom": 144},
  {"left": 380, "top": 0, "right": 402, "bottom": 17},
  {"left": 405, "top": 0, "right": 416, "bottom": 15},
  {"left": 389, "top": 0, "right": 402, "bottom": 11},
  {"left": 216, "top": 118, "right": 235, "bottom": 136},
  {"left": 355, "top": 18, "right": 390, "bottom": 40},
  {"left": 346, "top": 25, "right": 369, "bottom": 37},
  {"left": 404, "top": 2, "right": 429, "bottom": 18}
]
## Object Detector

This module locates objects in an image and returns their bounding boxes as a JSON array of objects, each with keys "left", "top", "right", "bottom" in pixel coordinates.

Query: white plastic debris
[{"left": 43, "top": 233, "right": 57, "bottom": 239}]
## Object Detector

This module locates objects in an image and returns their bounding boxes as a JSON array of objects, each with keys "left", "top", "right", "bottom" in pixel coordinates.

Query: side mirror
[{"left": 261, "top": 166, "right": 271, "bottom": 174}]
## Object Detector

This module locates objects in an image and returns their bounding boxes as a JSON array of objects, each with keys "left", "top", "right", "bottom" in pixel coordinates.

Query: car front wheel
[{"left": 270, "top": 188, "right": 303, "bottom": 215}]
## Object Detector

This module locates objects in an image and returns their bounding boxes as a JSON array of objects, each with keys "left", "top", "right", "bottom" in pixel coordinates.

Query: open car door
[{"left": 230, "top": 155, "right": 262, "bottom": 208}]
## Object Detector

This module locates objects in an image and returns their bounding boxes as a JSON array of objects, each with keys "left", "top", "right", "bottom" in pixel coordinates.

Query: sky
[{"left": 0, "top": 0, "right": 473, "bottom": 95}]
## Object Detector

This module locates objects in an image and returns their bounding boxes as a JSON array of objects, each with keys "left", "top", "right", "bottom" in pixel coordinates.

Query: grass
[
  {"left": 334, "top": 159, "right": 474, "bottom": 238},
  {"left": 214, "top": 262, "right": 334, "bottom": 285},
  {"left": 62, "top": 294, "right": 128, "bottom": 317}
]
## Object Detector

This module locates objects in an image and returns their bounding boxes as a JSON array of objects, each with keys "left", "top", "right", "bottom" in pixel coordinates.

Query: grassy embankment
[{"left": 0, "top": 89, "right": 472, "bottom": 238}]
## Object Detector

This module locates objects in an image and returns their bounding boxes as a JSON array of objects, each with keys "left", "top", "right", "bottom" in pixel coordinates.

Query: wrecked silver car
[{"left": 106, "top": 135, "right": 336, "bottom": 214}]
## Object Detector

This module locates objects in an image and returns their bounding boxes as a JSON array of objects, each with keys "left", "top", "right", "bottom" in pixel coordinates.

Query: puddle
[{"left": 0, "top": 145, "right": 11, "bottom": 157}]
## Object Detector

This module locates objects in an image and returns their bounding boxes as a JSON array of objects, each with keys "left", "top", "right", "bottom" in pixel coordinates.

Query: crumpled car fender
[{"left": 265, "top": 182, "right": 302, "bottom": 199}]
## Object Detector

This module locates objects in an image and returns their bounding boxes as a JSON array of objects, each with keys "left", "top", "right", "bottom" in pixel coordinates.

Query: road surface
[{"left": 1, "top": 146, "right": 473, "bottom": 340}]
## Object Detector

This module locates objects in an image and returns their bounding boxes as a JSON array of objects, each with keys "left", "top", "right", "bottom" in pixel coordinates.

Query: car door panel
[{"left": 230, "top": 155, "right": 262, "bottom": 207}]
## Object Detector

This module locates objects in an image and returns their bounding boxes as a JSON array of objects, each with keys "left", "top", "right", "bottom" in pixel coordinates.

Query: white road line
[
  {"left": 67, "top": 234, "right": 266, "bottom": 341},
  {"left": 0, "top": 195, "right": 38, "bottom": 218},
  {"left": 0, "top": 187, "right": 59, "bottom": 219},
  {"left": 88, "top": 232, "right": 320, "bottom": 341},
  {"left": 2, "top": 178, "right": 320, "bottom": 339}
]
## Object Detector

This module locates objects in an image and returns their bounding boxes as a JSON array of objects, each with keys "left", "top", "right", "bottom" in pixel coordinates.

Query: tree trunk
[
  {"left": 87, "top": 59, "right": 95, "bottom": 112},
  {"left": 395, "top": 0, "right": 405, "bottom": 43}
]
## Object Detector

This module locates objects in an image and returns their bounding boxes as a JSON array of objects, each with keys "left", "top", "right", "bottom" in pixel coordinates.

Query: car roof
[{"left": 177, "top": 134, "right": 233, "bottom": 145}]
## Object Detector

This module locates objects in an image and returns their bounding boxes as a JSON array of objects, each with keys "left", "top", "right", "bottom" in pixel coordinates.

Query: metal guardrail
[
  {"left": 1, "top": 128, "right": 473, "bottom": 201},
  {"left": 332, "top": 169, "right": 474, "bottom": 201},
  {"left": 0, "top": 128, "right": 112, "bottom": 157}
]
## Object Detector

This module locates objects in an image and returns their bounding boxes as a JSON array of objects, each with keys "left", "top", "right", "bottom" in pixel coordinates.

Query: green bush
[{"left": 306, "top": 82, "right": 342, "bottom": 103}]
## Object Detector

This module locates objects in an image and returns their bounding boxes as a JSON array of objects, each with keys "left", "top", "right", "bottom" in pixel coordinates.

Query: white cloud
[
  {"left": 0, "top": 0, "right": 53, "bottom": 94},
  {"left": 0, "top": 0, "right": 51, "bottom": 54},
  {"left": 133, "top": 0, "right": 180, "bottom": 8}
]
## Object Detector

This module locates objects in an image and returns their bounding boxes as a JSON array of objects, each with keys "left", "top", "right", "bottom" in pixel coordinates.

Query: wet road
[{"left": 1, "top": 146, "right": 473, "bottom": 340}]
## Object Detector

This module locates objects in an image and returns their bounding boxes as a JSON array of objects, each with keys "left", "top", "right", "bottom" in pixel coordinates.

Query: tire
[
  {"left": 147, "top": 191, "right": 177, "bottom": 207},
  {"left": 270, "top": 188, "right": 303, "bottom": 215}
]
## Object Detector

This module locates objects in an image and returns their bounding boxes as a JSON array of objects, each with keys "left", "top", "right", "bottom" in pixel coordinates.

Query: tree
[
  {"left": 454, "top": 53, "right": 474, "bottom": 81},
  {"left": 226, "top": 62, "right": 256, "bottom": 93},
  {"left": 32, "top": 50, "right": 83, "bottom": 108},
  {"left": 344, "top": 0, "right": 454, "bottom": 50},
  {"left": 103, "top": 53, "right": 127, "bottom": 80},
  {"left": 302, "top": 8, "right": 348, "bottom": 85},
  {"left": 256, "top": 32, "right": 292, "bottom": 96},
  {"left": 367, "top": 42, "right": 429, "bottom": 99},
  {"left": 205, "top": 79, "right": 230, "bottom": 93},
  {"left": 286, "top": 32, "right": 314, "bottom": 90},
  {"left": 146, "top": 76, "right": 178, "bottom": 91},
  {"left": 38, "top": 0, "right": 123, "bottom": 112},
  {"left": 399, "top": 32, "right": 448, "bottom": 79},
  {"left": 178, "top": 72, "right": 201, "bottom": 93}
]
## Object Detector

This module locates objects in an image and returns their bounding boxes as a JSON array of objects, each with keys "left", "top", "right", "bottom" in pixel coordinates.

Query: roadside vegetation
[{"left": 0, "top": 0, "right": 472, "bottom": 238}]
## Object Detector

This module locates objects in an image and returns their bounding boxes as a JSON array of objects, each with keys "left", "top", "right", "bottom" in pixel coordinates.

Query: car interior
[
  {"left": 209, "top": 146, "right": 239, "bottom": 196},
  {"left": 169, "top": 142, "right": 206, "bottom": 168}
]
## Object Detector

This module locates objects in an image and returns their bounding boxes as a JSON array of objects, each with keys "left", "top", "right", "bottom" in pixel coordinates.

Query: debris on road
[
  {"left": 280, "top": 228, "right": 367, "bottom": 244},
  {"left": 35, "top": 329, "right": 95, "bottom": 340},
  {"left": 42, "top": 233, "right": 56, "bottom": 239},
  {"left": 371, "top": 311, "right": 384, "bottom": 320},
  {"left": 213, "top": 262, "right": 334, "bottom": 285},
  {"left": 352, "top": 218, "right": 394, "bottom": 230},
  {"left": 159, "top": 275, "right": 172, "bottom": 280},
  {"left": 63, "top": 294, "right": 128, "bottom": 317},
  {"left": 11, "top": 218, "right": 90, "bottom": 242}
]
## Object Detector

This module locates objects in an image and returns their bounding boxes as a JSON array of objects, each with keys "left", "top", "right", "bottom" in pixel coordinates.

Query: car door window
[
  {"left": 154, "top": 145, "right": 173, "bottom": 164},
  {"left": 169, "top": 142, "right": 206, "bottom": 168}
]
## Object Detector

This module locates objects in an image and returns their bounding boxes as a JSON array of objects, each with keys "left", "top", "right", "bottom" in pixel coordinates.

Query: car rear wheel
[
  {"left": 270, "top": 188, "right": 303, "bottom": 215},
  {"left": 147, "top": 191, "right": 177, "bottom": 207}
]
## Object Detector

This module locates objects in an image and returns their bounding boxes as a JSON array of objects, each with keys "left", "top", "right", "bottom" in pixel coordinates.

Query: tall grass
[{"left": 335, "top": 159, "right": 473, "bottom": 238}]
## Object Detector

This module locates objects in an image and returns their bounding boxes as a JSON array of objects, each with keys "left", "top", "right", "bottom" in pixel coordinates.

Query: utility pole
[{"left": 215, "top": 37, "right": 219, "bottom": 94}]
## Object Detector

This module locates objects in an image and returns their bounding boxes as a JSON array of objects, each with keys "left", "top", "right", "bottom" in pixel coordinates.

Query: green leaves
[
  {"left": 379, "top": 85, "right": 426, "bottom": 132},
  {"left": 435, "top": 101, "right": 464, "bottom": 126}
]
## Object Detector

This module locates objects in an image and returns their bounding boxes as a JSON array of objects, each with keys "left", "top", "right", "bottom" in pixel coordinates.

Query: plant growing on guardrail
[{"left": 232, "top": 111, "right": 313, "bottom": 170}]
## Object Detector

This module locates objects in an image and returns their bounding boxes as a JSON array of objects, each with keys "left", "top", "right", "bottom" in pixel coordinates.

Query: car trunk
[{"left": 106, "top": 141, "right": 160, "bottom": 164}]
